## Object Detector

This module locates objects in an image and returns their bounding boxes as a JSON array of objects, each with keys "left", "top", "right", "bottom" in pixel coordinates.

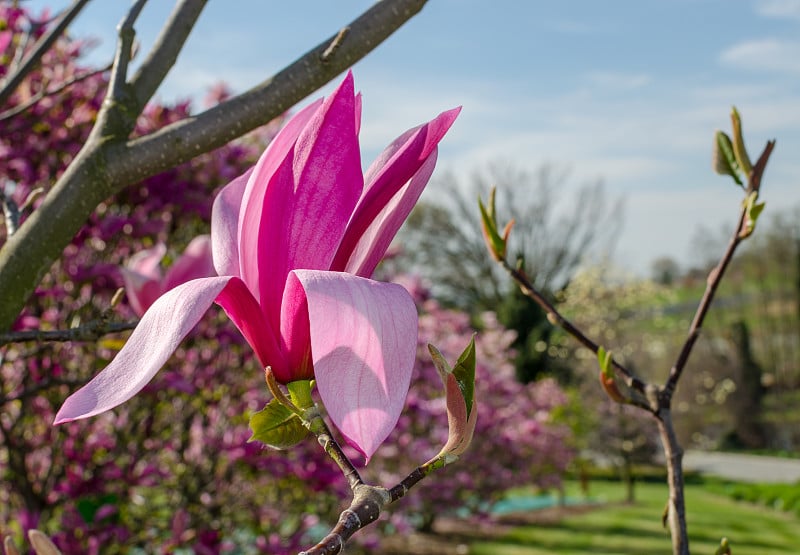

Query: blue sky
[{"left": 27, "top": 0, "right": 800, "bottom": 275}]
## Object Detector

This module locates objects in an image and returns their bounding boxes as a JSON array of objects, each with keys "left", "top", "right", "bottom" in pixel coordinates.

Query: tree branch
[
  {"left": 129, "top": 0, "right": 208, "bottom": 110},
  {"left": 500, "top": 259, "right": 650, "bottom": 405},
  {"left": 664, "top": 140, "right": 775, "bottom": 396},
  {"left": 0, "top": 63, "right": 112, "bottom": 122},
  {"left": 0, "top": 0, "right": 428, "bottom": 333},
  {"left": 0, "top": 319, "right": 137, "bottom": 347},
  {"left": 298, "top": 420, "right": 446, "bottom": 555},
  {"left": 0, "top": 0, "right": 92, "bottom": 107}
]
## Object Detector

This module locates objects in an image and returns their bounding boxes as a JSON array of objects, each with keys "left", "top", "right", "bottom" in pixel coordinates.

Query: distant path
[{"left": 683, "top": 450, "right": 800, "bottom": 483}]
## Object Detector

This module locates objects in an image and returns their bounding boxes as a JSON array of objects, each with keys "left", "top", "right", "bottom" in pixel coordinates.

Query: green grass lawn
[{"left": 469, "top": 481, "right": 800, "bottom": 555}]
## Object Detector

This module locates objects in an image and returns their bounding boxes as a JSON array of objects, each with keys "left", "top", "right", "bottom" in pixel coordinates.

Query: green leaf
[
  {"left": 740, "top": 191, "right": 766, "bottom": 238},
  {"left": 731, "top": 106, "right": 752, "bottom": 175},
  {"left": 479, "top": 187, "right": 508, "bottom": 261},
  {"left": 428, "top": 337, "right": 479, "bottom": 461},
  {"left": 428, "top": 337, "right": 476, "bottom": 418},
  {"left": 248, "top": 399, "right": 308, "bottom": 449},
  {"left": 452, "top": 335, "right": 477, "bottom": 418},
  {"left": 712, "top": 130, "right": 743, "bottom": 186}
]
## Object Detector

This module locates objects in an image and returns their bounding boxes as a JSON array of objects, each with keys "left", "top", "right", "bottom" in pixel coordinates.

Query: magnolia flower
[
  {"left": 121, "top": 235, "right": 215, "bottom": 317},
  {"left": 56, "top": 73, "right": 460, "bottom": 460}
]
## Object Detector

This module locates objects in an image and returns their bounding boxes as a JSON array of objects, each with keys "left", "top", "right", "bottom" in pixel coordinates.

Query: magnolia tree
[{"left": 0, "top": 3, "right": 578, "bottom": 554}]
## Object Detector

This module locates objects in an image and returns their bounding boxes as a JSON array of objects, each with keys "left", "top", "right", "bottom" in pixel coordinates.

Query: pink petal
[
  {"left": 54, "top": 277, "right": 232, "bottom": 423},
  {"left": 121, "top": 243, "right": 166, "bottom": 317},
  {"left": 162, "top": 235, "right": 216, "bottom": 292},
  {"left": 126, "top": 243, "right": 166, "bottom": 279},
  {"left": 292, "top": 269, "right": 417, "bottom": 462},
  {"left": 237, "top": 98, "right": 324, "bottom": 302},
  {"left": 343, "top": 151, "right": 437, "bottom": 278},
  {"left": 332, "top": 107, "right": 461, "bottom": 276},
  {"left": 215, "top": 276, "right": 287, "bottom": 379},
  {"left": 211, "top": 169, "right": 251, "bottom": 277},
  {"left": 249, "top": 73, "right": 364, "bottom": 332},
  {"left": 279, "top": 273, "right": 314, "bottom": 382}
]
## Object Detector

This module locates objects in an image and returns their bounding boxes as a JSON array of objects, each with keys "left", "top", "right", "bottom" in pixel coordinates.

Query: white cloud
[
  {"left": 720, "top": 38, "right": 800, "bottom": 74},
  {"left": 755, "top": 0, "right": 800, "bottom": 20}
]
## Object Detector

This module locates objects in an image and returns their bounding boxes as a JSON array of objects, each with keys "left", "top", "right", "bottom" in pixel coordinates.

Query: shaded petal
[
  {"left": 215, "top": 276, "right": 287, "bottom": 378},
  {"left": 279, "top": 273, "right": 314, "bottom": 382},
  {"left": 292, "top": 269, "right": 417, "bottom": 461},
  {"left": 163, "top": 235, "right": 216, "bottom": 291},
  {"left": 332, "top": 107, "right": 461, "bottom": 275},
  {"left": 211, "top": 169, "right": 251, "bottom": 277},
  {"left": 54, "top": 277, "right": 232, "bottom": 423},
  {"left": 251, "top": 73, "right": 363, "bottom": 332},
  {"left": 237, "top": 98, "right": 324, "bottom": 302}
]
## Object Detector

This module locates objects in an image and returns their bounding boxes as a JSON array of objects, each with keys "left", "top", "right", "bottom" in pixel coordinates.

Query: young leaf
[
  {"left": 478, "top": 187, "right": 514, "bottom": 261},
  {"left": 731, "top": 106, "right": 752, "bottom": 176},
  {"left": 248, "top": 399, "right": 308, "bottom": 449},
  {"left": 597, "top": 346, "right": 626, "bottom": 403},
  {"left": 428, "top": 337, "right": 478, "bottom": 460},
  {"left": 740, "top": 191, "right": 766, "bottom": 239},
  {"left": 712, "top": 130, "right": 743, "bottom": 187},
  {"left": 714, "top": 537, "right": 731, "bottom": 555}
]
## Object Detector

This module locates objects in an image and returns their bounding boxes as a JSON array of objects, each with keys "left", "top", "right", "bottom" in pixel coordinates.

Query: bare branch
[
  {"left": 0, "top": 63, "right": 112, "bottom": 121},
  {"left": 664, "top": 139, "right": 776, "bottom": 395},
  {"left": 129, "top": 0, "right": 208, "bottom": 109},
  {"left": 0, "top": 319, "right": 137, "bottom": 347},
  {"left": 104, "top": 0, "right": 148, "bottom": 134},
  {"left": 0, "top": 0, "right": 92, "bottom": 107},
  {"left": 0, "top": 0, "right": 428, "bottom": 333}
]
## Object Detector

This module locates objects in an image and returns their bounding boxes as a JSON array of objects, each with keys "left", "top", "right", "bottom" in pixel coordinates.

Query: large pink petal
[
  {"left": 332, "top": 107, "right": 461, "bottom": 275},
  {"left": 163, "top": 235, "right": 216, "bottom": 292},
  {"left": 215, "top": 276, "right": 287, "bottom": 378},
  {"left": 252, "top": 73, "right": 363, "bottom": 332},
  {"left": 292, "top": 269, "right": 417, "bottom": 462},
  {"left": 211, "top": 169, "right": 251, "bottom": 277},
  {"left": 237, "top": 98, "right": 324, "bottom": 302},
  {"left": 54, "top": 277, "right": 232, "bottom": 424}
]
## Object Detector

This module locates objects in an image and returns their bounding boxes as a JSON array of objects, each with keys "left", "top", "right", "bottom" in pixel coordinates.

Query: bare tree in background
[
  {"left": 395, "top": 161, "right": 623, "bottom": 382},
  {"left": 397, "top": 162, "right": 622, "bottom": 309}
]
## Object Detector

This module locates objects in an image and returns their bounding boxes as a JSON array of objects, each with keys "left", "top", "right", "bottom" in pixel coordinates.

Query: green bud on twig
[
  {"left": 712, "top": 130, "right": 743, "bottom": 187},
  {"left": 478, "top": 187, "right": 514, "bottom": 261},
  {"left": 731, "top": 107, "right": 752, "bottom": 176}
]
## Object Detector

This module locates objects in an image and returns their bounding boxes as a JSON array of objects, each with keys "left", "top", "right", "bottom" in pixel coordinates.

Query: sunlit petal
[
  {"left": 54, "top": 277, "right": 232, "bottom": 423},
  {"left": 293, "top": 270, "right": 417, "bottom": 461}
]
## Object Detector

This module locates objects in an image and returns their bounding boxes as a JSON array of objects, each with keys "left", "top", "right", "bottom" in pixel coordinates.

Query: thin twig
[
  {"left": 0, "top": 63, "right": 112, "bottom": 121},
  {"left": 500, "top": 259, "right": 650, "bottom": 403},
  {"left": 664, "top": 140, "right": 775, "bottom": 397},
  {"left": 0, "top": 0, "right": 92, "bottom": 107},
  {"left": 0, "top": 319, "right": 137, "bottom": 347},
  {"left": 298, "top": 432, "right": 445, "bottom": 555},
  {"left": 107, "top": 0, "right": 147, "bottom": 107}
]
